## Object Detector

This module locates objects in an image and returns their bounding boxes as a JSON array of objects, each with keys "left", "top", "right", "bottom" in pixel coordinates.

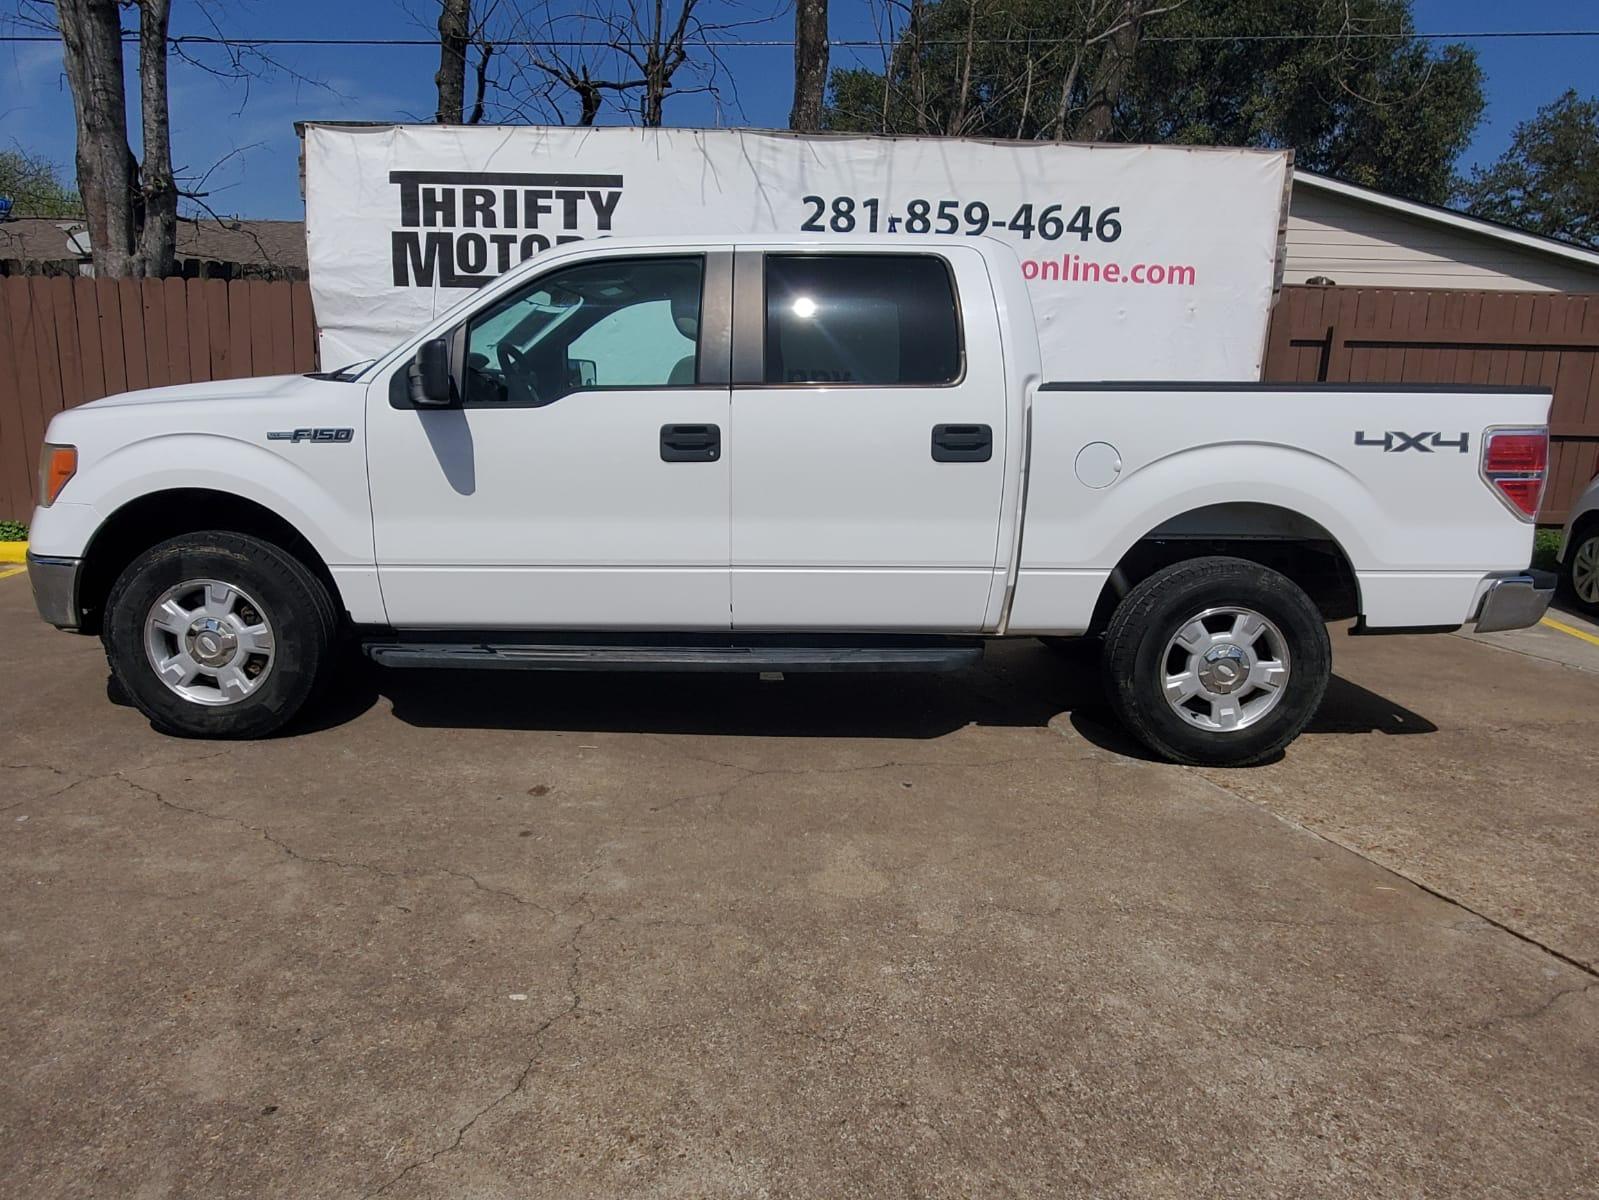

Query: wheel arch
[
  {"left": 1086, "top": 501, "right": 1362, "bottom": 635},
  {"left": 76, "top": 489, "right": 341, "bottom": 636},
  {"left": 1565, "top": 507, "right": 1599, "bottom": 560}
]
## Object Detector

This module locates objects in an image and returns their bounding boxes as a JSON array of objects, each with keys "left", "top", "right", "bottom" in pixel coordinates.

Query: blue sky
[{"left": 2, "top": 0, "right": 1596, "bottom": 220}]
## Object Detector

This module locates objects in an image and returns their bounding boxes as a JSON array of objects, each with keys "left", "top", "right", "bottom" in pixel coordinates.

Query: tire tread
[
  {"left": 1102, "top": 556, "right": 1331, "bottom": 767},
  {"left": 103, "top": 531, "right": 337, "bottom": 738}
]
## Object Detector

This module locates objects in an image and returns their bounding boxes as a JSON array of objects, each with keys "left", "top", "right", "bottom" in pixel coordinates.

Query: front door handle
[
  {"left": 931, "top": 423, "right": 992, "bottom": 463},
  {"left": 661, "top": 423, "right": 721, "bottom": 462}
]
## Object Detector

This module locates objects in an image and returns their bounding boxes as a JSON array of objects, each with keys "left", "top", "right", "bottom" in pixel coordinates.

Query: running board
[{"left": 363, "top": 639, "right": 983, "bottom": 674}]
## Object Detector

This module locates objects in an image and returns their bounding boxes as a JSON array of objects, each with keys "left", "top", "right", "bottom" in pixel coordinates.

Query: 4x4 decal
[{"left": 1355, "top": 430, "right": 1470, "bottom": 454}]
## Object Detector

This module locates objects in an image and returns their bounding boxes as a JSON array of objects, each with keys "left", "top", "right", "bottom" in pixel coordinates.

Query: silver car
[{"left": 1560, "top": 473, "right": 1599, "bottom": 616}]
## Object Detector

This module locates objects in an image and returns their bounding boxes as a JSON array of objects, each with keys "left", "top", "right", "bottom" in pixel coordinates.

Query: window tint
[
  {"left": 464, "top": 256, "right": 702, "bottom": 405},
  {"left": 763, "top": 254, "right": 960, "bottom": 386}
]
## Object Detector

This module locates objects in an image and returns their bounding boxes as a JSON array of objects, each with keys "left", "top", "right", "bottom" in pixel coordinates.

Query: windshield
[
  {"left": 353, "top": 251, "right": 563, "bottom": 382},
  {"left": 432, "top": 280, "right": 495, "bottom": 325}
]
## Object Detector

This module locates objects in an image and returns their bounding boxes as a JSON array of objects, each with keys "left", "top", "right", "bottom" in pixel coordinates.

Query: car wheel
[
  {"left": 1102, "top": 556, "right": 1331, "bottom": 767},
  {"left": 103, "top": 531, "right": 337, "bottom": 738},
  {"left": 1563, "top": 524, "right": 1599, "bottom": 617}
]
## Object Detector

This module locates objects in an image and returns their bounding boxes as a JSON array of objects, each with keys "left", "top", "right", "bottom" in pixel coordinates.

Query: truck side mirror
[{"left": 409, "top": 337, "right": 454, "bottom": 406}]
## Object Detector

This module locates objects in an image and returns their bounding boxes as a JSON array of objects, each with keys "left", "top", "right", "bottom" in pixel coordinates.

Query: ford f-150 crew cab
[{"left": 25, "top": 236, "right": 1555, "bottom": 765}]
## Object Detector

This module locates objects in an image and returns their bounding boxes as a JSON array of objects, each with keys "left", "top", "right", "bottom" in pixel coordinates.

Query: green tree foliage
[
  {"left": 826, "top": 0, "right": 1484, "bottom": 205},
  {"left": 1459, "top": 91, "right": 1599, "bottom": 248},
  {"left": 0, "top": 148, "right": 83, "bottom": 217}
]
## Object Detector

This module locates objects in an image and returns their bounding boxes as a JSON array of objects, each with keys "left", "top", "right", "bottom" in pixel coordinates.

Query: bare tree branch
[
  {"left": 468, "top": 37, "right": 494, "bottom": 122},
  {"left": 470, "top": 0, "right": 763, "bottom": 128}
]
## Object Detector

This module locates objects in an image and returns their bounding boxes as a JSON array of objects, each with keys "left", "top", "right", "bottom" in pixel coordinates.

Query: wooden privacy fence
[
  {"left": 0, "top": 276, "right": 317, "bottom": 521},
  {"left": 1263, "top": 284, "right": 1599, "bottom": 525}
]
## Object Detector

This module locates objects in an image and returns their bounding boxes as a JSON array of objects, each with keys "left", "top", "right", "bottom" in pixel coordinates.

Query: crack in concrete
[
  {"left": 1, "top": 761, "right": 95, "bottom": 814},
  {"left": 1451, "top": 629, "right": 1599, "bottom": 676},
  {"left": 116, "top": 771, "right": 405, "bottom": 881},
  {"left": 988, "top": 897, "right": 1427, "bottom": 934},
  {"left": 106, "top": 771, "right": 562, "bottom": 918},
  {"left": 433, "top": 867, "right": 559, "bottom": 918},
  {"left": 362, "top": 893, "right": 595, "bottom": 1198},
  {"left": 1261, "top": 979, "right": 1599, "bottom": 1054},
  {"left": 1192, "top": 770, "right": 1599, "bottom": 982},
  {"left": 1, "top": 761, "right": 80, "bottom": 779},
  {"left": 0, "top": 751, "right": 230, "bottom": 813}
]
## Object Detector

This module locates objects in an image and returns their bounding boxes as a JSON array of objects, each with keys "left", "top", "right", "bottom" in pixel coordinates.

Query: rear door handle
[
  {"left": 931, "top": 423, "right": 992, "bottom": 463},
  {"left": 660, "top": 423, "right": 721, "bottom": 462}
]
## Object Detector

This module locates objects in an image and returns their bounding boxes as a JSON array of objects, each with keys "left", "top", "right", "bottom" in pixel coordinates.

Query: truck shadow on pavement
[
  {"left": 1064, "top": 673, "right": 1439, "bottom": 763},
  {"left": 306, "top": 638, "right": 1437, "bottom": 758}
]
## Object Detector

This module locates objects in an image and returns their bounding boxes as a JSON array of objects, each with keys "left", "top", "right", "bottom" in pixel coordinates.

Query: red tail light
[{"left": 1481, "top": 428, "right": 1548, "bottom": 520}]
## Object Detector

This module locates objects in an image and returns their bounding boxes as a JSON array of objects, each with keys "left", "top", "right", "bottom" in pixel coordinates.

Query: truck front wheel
[
  {"left": 103, "top": 532, "right": 337, "bottom": 739},
  {"left": 1102, "top": 556, "right": 1331, "bottom": 766}
]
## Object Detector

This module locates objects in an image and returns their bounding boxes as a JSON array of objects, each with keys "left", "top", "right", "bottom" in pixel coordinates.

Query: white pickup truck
[{"left": 26, "top": 236, "right": 1554, "bottom": 765}]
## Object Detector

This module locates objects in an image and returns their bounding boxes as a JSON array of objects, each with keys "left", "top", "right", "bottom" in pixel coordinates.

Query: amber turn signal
[{"left": 38, "top": 444, "right": 77, "bottom": 508}]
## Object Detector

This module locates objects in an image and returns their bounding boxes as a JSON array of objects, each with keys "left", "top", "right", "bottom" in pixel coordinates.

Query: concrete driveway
[{"left": 1, "top": 573, "right": 1595, "bottom": 1198}]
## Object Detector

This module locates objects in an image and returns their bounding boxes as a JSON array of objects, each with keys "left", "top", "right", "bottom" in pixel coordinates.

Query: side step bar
[{"left": 363, "top": 638, "right": 983, "bottom": 674}]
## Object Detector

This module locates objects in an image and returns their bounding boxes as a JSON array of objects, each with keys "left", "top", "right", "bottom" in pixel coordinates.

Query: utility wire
[{"left": 4, "top": 30, "right": 1599, "bottom": 49}]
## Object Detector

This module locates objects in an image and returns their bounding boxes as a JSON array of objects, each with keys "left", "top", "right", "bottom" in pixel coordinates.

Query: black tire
[
  {"left": 1102, "top": 556, "right": 1331, "bottom": 767},
  {"left": 1561, "top": 522, "right": 1599, "bottom": 617},
  {"left": 103, "top": 531, "right": 337, "bottom": 738}
]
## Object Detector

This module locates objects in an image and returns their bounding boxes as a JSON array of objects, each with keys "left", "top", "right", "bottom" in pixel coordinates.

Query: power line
[
  {"left": 1144, "top": 28, "right": 1599, "bottom": 43},
  {"left": 4, "top": 29, "right": 1599, "bottom": 50}
]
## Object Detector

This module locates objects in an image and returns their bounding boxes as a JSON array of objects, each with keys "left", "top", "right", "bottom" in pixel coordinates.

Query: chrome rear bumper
[
  {"left": 27, "top": 553, "right": 82, "bottom": 631},
  {"left": 1474, "top": 571, "right": 1555, "bottom": 634}
]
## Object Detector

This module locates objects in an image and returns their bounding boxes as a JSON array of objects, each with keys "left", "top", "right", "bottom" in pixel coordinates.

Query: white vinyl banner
[{"left": 303, "top": 124, "right": 1289, "bottom": 379}]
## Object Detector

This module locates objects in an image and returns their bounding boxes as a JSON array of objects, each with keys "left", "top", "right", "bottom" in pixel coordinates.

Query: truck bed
[{"left": 1007, "top": 382, "right": 1551, "bottom": 634}]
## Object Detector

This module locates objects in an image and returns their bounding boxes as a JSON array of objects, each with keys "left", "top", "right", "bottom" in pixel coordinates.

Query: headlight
[{"left": 38, "top": 443, "right": 77, "bottom": 507}]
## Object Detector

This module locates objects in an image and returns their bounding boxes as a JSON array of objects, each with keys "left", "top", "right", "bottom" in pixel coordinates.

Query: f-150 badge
[
  {"left": 267, "top": 428, "right": 354, "bottom": 443},
  {"left": 1355, "top": 430, "right": 1469, "bottom": 453}
]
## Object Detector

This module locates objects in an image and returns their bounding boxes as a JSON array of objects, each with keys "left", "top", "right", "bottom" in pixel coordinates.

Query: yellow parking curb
[
  {"left": 0, "top": 541, "right": 25, "bottom": 564},
  {"left": 1541, "top": 615, "right": 1599, "bottom": 648}
]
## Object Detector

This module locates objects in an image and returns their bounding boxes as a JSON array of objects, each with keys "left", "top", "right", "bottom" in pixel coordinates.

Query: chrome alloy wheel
[
  {"left": 1161, "top": 606, "right": 1292, "bottom": 732},
  {"left": 1574, "top": 534, "right": 1599, "bottom": 606},
  {"left": 143, "top": 579, "right": 276, "bottom": 706}
]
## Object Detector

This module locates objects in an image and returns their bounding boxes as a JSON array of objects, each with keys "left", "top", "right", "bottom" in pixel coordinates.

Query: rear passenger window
[{"left": 763, "top": 254, "right": 961, "bottom": 386}]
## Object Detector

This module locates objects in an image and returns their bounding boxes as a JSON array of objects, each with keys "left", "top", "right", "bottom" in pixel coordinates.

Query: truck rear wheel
[
  {"left": 103, "top": 532, "right": 337, "bottom": 739},
  {"left": 1102, "top": 556, "right": 1331, "bottom": 767}
]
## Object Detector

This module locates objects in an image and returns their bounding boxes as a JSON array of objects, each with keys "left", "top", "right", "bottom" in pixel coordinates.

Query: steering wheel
[{"left": 495, "top": 341, "right": 541, "bottom": 405}]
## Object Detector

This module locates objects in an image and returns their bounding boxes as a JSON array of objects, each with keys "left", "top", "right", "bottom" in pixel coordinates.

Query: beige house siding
[{"left": 1285, "top": 182, "right": 1599, "bottom": 293}]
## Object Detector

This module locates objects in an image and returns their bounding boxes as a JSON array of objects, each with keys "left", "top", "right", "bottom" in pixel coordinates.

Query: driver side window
[{"left": 463, "top": 255, "right": 704, "bottom": 406}]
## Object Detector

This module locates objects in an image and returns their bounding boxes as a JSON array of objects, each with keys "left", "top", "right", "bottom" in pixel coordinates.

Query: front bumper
[
  {"left": 1474, "top": 570, "right": 1555, "bottom": 634},
  {"left": 27, "top": 552, "right": 83, "bottom": 631}
]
